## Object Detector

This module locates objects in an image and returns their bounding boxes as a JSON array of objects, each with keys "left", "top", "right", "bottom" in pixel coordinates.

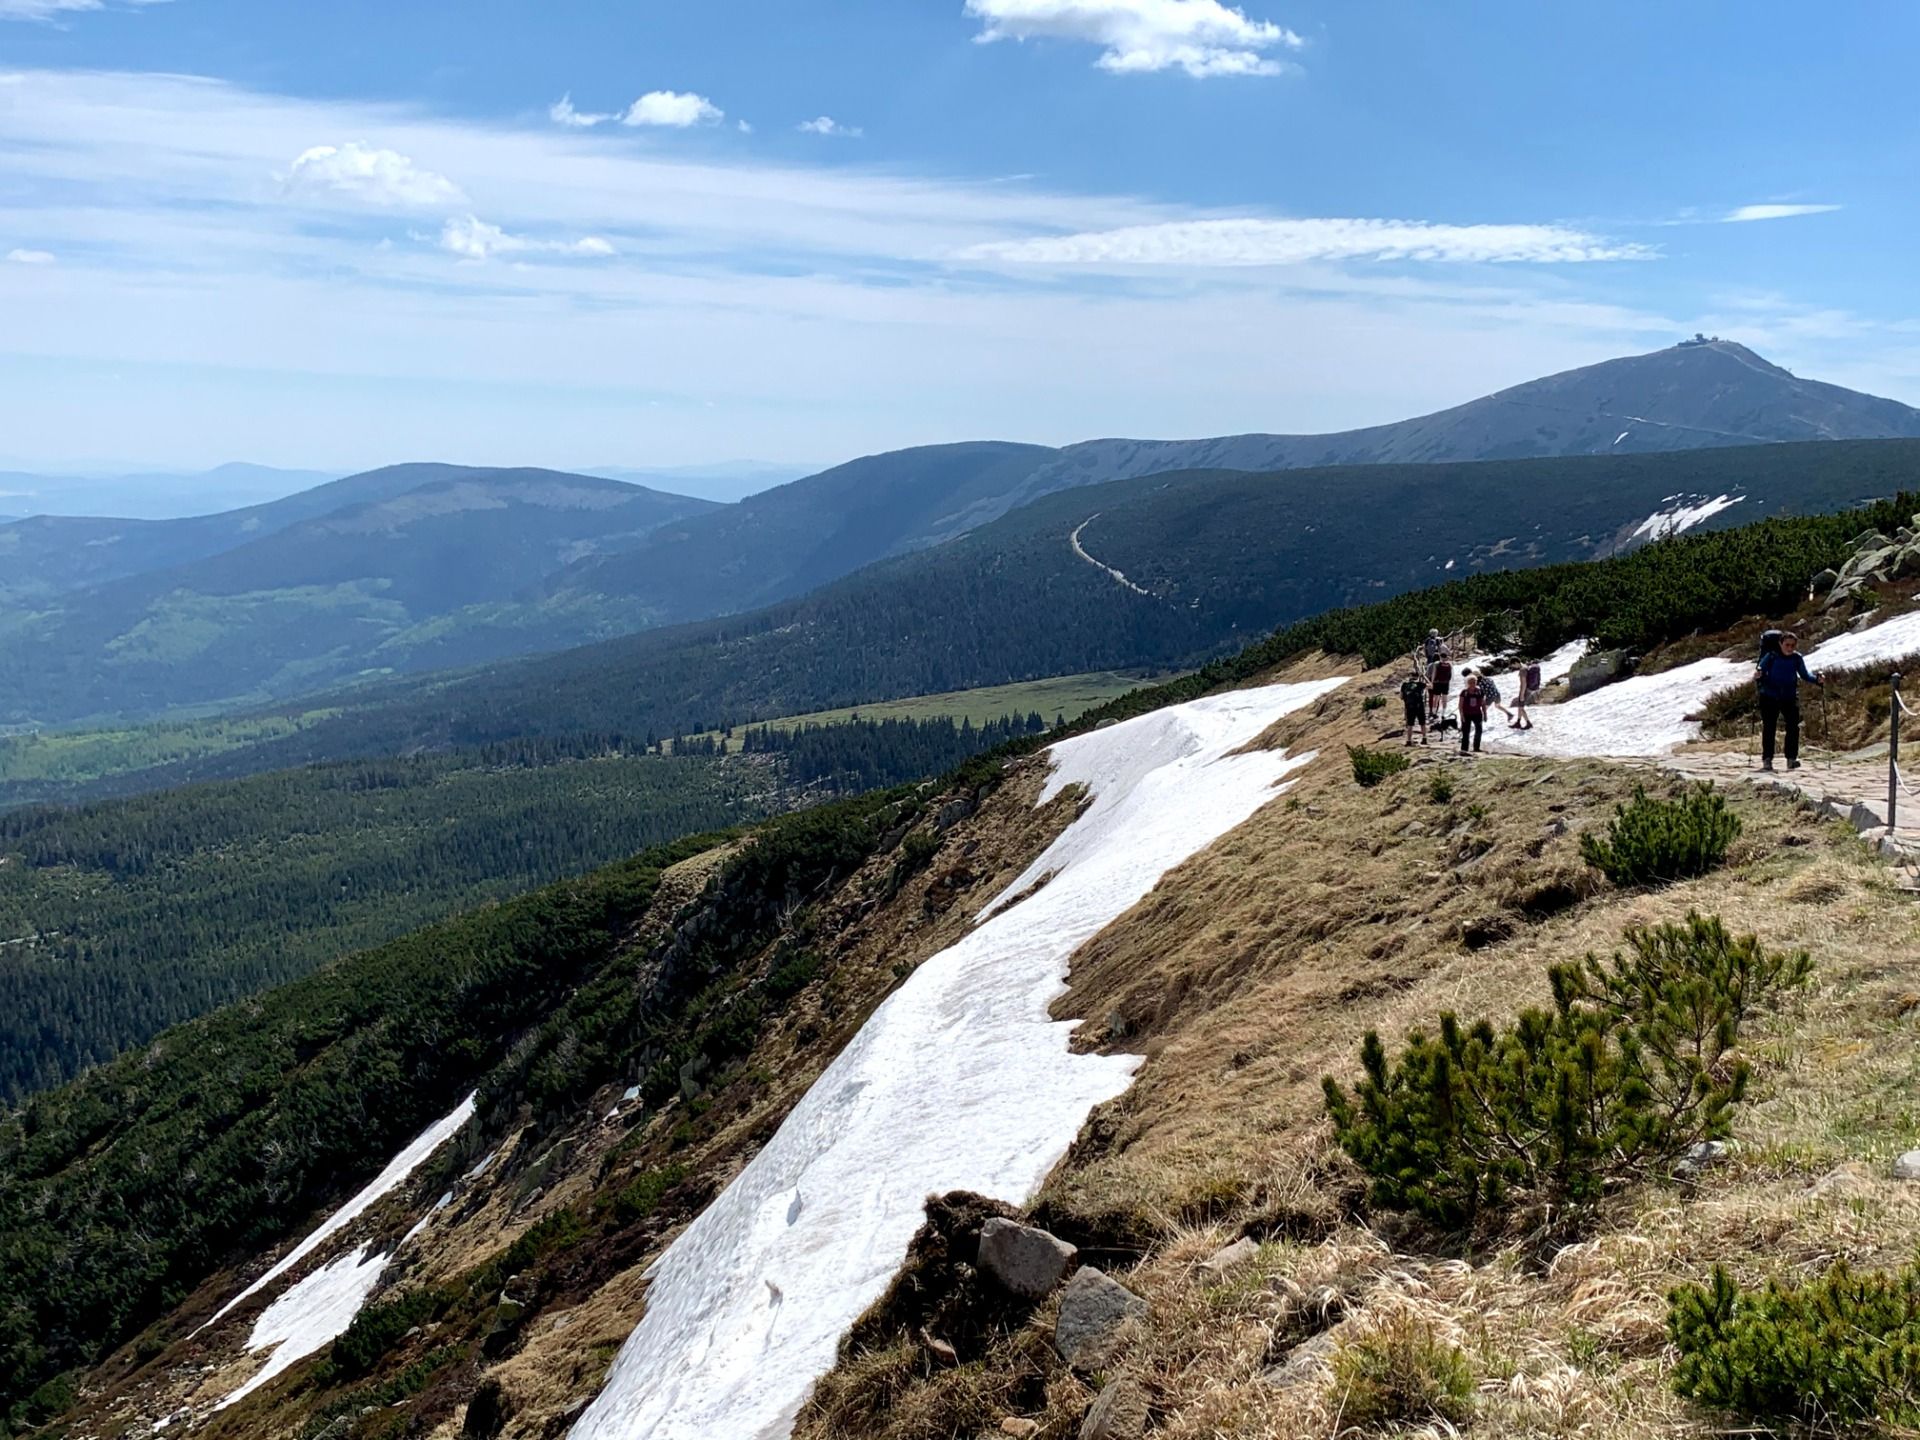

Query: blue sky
[{"left": 1, "top": 0, "right": 1913, "bottom": 474}]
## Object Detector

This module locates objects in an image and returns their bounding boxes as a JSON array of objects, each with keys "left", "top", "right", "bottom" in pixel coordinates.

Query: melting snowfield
[
  {"left": 570, "top": 678, "right": 1347, "bottom": 1440},
  {"left": 205, "top": 1092, "right": 477, "bottom": 1329},
  {"left": 200, "top": 1094, "right": 475, "bottom": 1416},
  {"left": 1630, "top": 493, "right": 1743, "bottom": 541},
  {"left": 1486, "top": 613, "right": 1920, "bottom": 759}
]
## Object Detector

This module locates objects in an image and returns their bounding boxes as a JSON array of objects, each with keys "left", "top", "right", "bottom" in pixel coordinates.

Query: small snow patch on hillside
[
  {"left": 1631, "top": 493, "right": 1743, "bottom": 541},
  {"left": 214, "top": 1246, "right": 390, "bottom": 1411},
  {"left": 570, "top": 678, "right": 1346, "bottom": 1440},
  {"left": 202, "top": 1093, "right": 475, "bottom": 1331}
]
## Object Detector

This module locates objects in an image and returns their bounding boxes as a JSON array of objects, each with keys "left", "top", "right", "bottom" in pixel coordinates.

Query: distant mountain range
[
  {"left": 585, "top": 460, "right": 818, "bottom": 503},
  {"left": 0, "top": 461, "right": 338, "bottom": 520},
  {"left": 4, "top": 340, "right": 1919, "bottom": 730},
  {"left": 42, "top": 437, "right": 1920, "bottom": 801}
]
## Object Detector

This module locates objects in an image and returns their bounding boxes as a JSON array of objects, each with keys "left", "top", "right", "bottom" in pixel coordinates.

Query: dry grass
[{"left": 796, "top": 651, "right": 1920, "bottom": 1440}]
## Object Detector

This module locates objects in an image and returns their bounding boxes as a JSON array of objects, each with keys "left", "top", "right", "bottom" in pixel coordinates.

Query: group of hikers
[
  {"left": 1399, "top": 630, "right": 1542, "bottom": 754},
  {"left": 1388, "top": 624, "right": 1826, "bottom": 769}
]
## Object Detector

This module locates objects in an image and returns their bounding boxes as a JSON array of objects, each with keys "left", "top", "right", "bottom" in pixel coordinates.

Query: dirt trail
[{"left": 1068, "top": 515, "right": 1151, "bottom": 596}]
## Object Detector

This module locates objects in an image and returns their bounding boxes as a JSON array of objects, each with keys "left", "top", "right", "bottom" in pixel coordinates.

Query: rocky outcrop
[
  {"left": 1894, "top": 1150, "right": 1920, "bottom": 1181},
  {"left": 1822, "top": 518, "right": 1920, "bottom": 611}
]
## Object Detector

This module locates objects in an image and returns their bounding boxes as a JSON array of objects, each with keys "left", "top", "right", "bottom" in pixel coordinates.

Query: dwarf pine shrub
[
  {"left": 1349, "top": 745, "right": 1412, "bottom": 788},
  {"left": 1362, "top": 694, "right": 1388, "bottom": 712},
  {"left": 1580, "top": 783, "right": 1740, "bottom": 887},
  {"left": 1427, "top": 770, "right": 1455, "bottom": 804},
  {"left": 1322, "top": 914, "right": 1809, "bottom": 1230},
  {"left": 1669, "top": 1260, "right": 1920, "bottom": 1429}
]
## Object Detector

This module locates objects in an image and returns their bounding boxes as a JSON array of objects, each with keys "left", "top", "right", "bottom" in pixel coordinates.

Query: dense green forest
[
  {"left": 0, "top": 712, "right": 1054, "bottom": 1105},
  {"left": 37, "top": 438, "right": 1920, "bottom": 802},
  {"left": 0, "top": 753, "right": 768, "bottom": 1104},
  {"left": 0, "top": 785, "right": 936, "bottom": 1433}
]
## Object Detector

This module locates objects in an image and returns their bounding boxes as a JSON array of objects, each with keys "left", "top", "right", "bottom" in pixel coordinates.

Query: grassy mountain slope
[
  {"left": 14, "top": 488, "right": 1920, "bottom": 1439},
  {"left": 0, "top": 468, "right": 717, "bottom": 726},
  {"left": 73, "top": 437, "right": 1920, "bottom": 796}
]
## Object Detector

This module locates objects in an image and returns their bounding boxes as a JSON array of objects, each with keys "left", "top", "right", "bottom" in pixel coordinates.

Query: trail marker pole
[{"left": 1892, "top": 672, "right": 1903, "bottom": 834}]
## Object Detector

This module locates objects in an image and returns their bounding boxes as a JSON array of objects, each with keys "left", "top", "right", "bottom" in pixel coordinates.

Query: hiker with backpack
[
  {"left": 1755, "top": 630, "right": 1823, "bottom": 771},
  {"left": 1457, "top": 673, "right": 1488, "bottom": 754},
  {"left": 1400, "top": 668, "right": 1429, "bottom": 746},
  {"left": 1427, "top": 655, "right": 1453, "bottom": 723},
  {"left": 1422, "top": 629, "right": 1449, "bottom": 666},
  {"left": 1511, "top": 659, "right": 1541, "bottom": 730}
]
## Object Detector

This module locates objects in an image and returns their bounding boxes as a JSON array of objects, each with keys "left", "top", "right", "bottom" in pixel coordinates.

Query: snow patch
[
  {"left": 215, "top": 1246, "right": 390, "bottom": 1411},
  {"left": 1488, "top": 658, "right": 1746, "bottom": 757},
  {"left": 1482, "top": 640, "right": 1590, "bottom": 694},
  {"left": 1630, "top": 493, "right": 1743, "bottom": 541},
  {"left": 1799, "top": 609, "right": 1920, "bottom": 673},
  {"left": 202, "top": 1093, "right": 475, "bottom": 1331},
  {"left": 570, "top": 678, "right": 1347, "bottom": 1440}
]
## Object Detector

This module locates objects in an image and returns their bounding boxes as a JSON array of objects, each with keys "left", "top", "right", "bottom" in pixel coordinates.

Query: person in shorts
[
  {"left": 1400, "top": 668, "right": 1429, "bottom": 745},
  {"left": 1427, "top": 656, "right": 1453, "bottom": 723}
]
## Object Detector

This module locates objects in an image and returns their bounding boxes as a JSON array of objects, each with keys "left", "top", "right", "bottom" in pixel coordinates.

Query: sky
[{"left": 1, "top": 0, "right": 1915, "bottom": 476}]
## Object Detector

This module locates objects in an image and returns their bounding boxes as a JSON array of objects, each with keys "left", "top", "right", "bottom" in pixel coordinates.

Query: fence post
[{"left": 1892, "top": 672, "right": 1903, "bottom": 834}]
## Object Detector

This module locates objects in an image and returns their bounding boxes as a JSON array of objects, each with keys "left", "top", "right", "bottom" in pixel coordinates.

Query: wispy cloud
[
  {"left": 6, "top": 248, "right": 57, "bottom": 264},
  {"left": 798, "top": 116, "right": 863, "bottom": 138},
  {"left": 624, "top": 91, "right": 724, "bottom": 128},
  {"left": 0, "top": 0, "right": 165, "bottom": 20},
  {"left": 1723, "top": 203, "right": 1842, "bottom": 223},
  {"left": 439, "top": 215, "right": 615, "bottom": 261},
  {"left": 963, "top": 217, "right": 1655, "bottom": 267},
  {"left": 549, "top": 94, "right": 616, "bottom": 129},
  {"left": 285, "top": 142, "right": 466, "bottom": 208},
  {"left": 964, "top": 0, "right": 1303, "bottom": 78}
]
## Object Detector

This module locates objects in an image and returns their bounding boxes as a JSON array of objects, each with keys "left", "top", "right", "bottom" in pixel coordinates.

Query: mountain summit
[{"left": 1018, "top": 338, "right": 1920, "bottom": 500}]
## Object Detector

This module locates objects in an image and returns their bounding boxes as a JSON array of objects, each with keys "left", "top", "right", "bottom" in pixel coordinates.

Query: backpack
[
  {"left": 1759, "top": 629, "right": 1784, "bottom": 660},
  {"left": 1524, "top": 663, "right": 1543, "bottom": 692},
  {"left": 1430, "top": 660, "right": 1453, "bottom": 689}
]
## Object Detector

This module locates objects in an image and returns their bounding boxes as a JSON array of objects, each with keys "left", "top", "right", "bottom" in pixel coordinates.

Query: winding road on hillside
[{"left": 1069, "top": 514, "right": 1152, "bottom": 596}]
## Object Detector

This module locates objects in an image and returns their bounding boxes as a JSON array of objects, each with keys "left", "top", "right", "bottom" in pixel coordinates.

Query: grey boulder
[
  {"left": 1055, "top": 1267, "right": 1147, "bottom": 1372},
  {"left": 977, "top": 1218, "right": 1077, "bottom": 1301}
]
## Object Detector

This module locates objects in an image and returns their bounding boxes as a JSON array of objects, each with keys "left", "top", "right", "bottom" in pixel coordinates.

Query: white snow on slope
[
  {"left": 203, "top": 1093, "right": 476, "bottom": 1330},
  {"left": 1487, "top": 658, "right": 1746, "bottom": 757},
  {"left": 1631, "top": 493, "right": 1743, "bottom": 541},
  {"left": 1800, "top": 609, "right": 1920, "bottom": 673},
  {"left": 214, "top": 1246, "right": 390, "bottom": 1411},
  {"left": 1484, "top": 614, "right": 1920, "bottom": 760},
  {"left": 570, "top": 678, "right": 1347, "bottom": 1440}
]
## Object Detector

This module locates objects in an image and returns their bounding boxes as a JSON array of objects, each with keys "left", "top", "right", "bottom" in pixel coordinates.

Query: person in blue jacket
[{"left": 1756, "top": 631, "right": 1823, "bottom": 771}]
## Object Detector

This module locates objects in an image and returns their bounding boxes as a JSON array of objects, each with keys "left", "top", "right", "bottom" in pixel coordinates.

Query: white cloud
[
  {"left": 285, "top": 142, "right": 466, "bottom": 208},
  {"left": 964, "top": 0, "right": 1303, "bottom": 78},
  {"left": 6, "top": 248, "right": 56, "bottom": 264},
  {"left": 798, "top": 116, "right": 863, "bottom": 138},
  {"left": 1723, "top": 203, "right": 1842, "bottom": 223},
  {"left": 623, "top": 91, "right": 723, "bottom": 128},
  {"left": 549, "top": 94, "right": 616, "bottom": 129},
  {"left": 439, "top": 215, "right": 615, "bottom": 261},
  {"left": 737, "top": 119, "right": 754, "bottom": 134},
  {"left": 963, "top": 216, "right": 1655, "bottom": 267}
]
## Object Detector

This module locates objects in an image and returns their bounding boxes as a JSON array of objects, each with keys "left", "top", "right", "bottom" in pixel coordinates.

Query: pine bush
[
  {"left": 1349, "top": 745, "right": 1412, "bottom": 788},
  {"left": 1322, "top": 915, "right": 1809, "bottom": 1230},
  {"left": 1580, "top": 784, "right": 1741, "bottom": 887},
  {"left": 1669, "top": 1260, "right": 1920, "bottom": 1428}
]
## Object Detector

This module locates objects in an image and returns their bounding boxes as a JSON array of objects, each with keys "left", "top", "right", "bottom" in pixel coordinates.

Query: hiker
[
  {"left": 1427, "top": 655, "right": 1454, "bottom": 723},
  {"left": 1471, "top": 667, "right": 1513, "bottom": 725},
  {"left": 1458, "top": 673, "right": 1488, "bottom": 754},
  {"left": 1755, "top": 631, "right": 1823, "bottom": 771},
  {"left": 1511, "top": 659, "right": 1541, "bottom": 730},
  {"left": 1422, "top": 629, "right": 1449, "bottom": 665},
  {"left": 1400, "top": 668, "right": 1429, "bottom": 746}
]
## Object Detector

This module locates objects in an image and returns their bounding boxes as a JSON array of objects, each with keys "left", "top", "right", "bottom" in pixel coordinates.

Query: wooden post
[{"left": 1892, "top": 672, "right": 1903, "bottom": 834}]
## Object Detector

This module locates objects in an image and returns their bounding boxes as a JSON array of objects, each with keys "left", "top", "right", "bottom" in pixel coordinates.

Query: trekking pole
[{"left": 1823, "top": 686, "right": 1833, "bottom": 772}]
